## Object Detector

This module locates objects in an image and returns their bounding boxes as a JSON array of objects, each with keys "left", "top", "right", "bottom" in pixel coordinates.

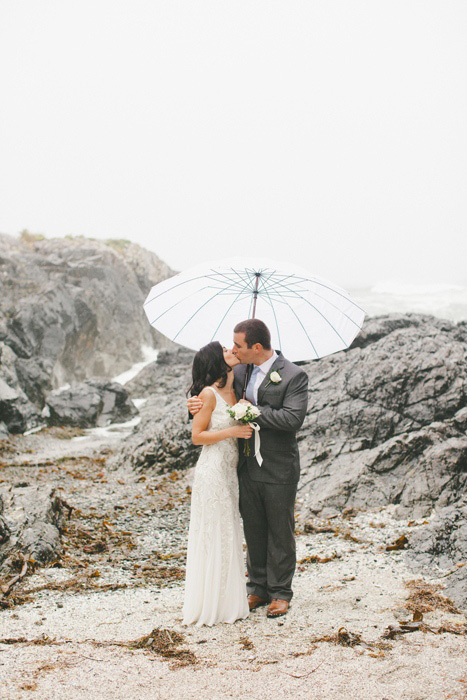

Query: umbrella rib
[
  {"left": 263, "top": 276, "right": 358, "bottom": 347},
  {"left": 300, "top": 297, "right": 348, "bottom": 349},
  {"left": 257, "top": 276, "right": 283, "bottom": 351},
  {"left": 276, "top": 274, "right": 366, "bottom": 315},
  {"left": 144, "top": 274, "right": 213, "bottom": 307},
  {"left": 172, "top": 284, "right": 248, "bottom": 342},
  {"left": 306, "top": 288, "right": 364, "bottom": 329},
  {"left": 265, "top": 277, "right": 364, "bottom": 329},
  {"left": 278, "top": 297, "right": 320, "bottom": 359},
  {"left": 260, "top": 273, "right": 307, "bottom": 294},
  {"left": 204, "top": 271, "right": 250, "bottom": 293},
  {"left": 209, "top": 289, "right": 250, "bottom": 342},
  {"left": 148, "top": 279, "right": 251, "bottom": 326},
  {"left": 145, "top": 272, "right": 247, "bottom": 310},
  {"left": 209, "top": 268, "right": 250, "bottom": 288},
  {"left": 229, "top": 266, "right": 257, "bottom": 291}
]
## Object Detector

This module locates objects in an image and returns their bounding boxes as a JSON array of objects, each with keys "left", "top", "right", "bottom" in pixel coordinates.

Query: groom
[{"left": 190, "top": 319, "right": 309, "bottom": 617}]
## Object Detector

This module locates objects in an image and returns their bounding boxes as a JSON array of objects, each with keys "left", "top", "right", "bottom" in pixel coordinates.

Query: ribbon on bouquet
[{"left": 250, "top": 422, "right": 263, "bottom": 466}]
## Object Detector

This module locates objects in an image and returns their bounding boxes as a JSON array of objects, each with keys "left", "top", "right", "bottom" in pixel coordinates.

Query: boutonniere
[{"left": 265, "top": 370, "right": 282, "bottom": 389}]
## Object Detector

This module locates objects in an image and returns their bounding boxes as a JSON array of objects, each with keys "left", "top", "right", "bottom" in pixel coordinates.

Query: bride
[{"left": 182, "top": 341, "right": 252, "bottom": 626}]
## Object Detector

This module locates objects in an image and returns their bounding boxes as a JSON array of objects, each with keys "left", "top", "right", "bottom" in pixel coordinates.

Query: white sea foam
[
  {"left": 71, "top": 415, "right": 141, "bottom": 442},
  {"left": 370, "top": 282, "right": 464, "bottom": 296},
  {"left": 112, "top": 344, "right": 159, "bottom": 385},
  {"left": 351, "top": 282, "right": 467, "bottom": 322}
]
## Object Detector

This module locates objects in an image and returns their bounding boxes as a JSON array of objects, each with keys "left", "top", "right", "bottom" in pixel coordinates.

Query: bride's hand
[
  {"left": 187, "top": 396, "right": 203, "bottom": 415},
  {"left": 231, "top": 424, "right": 253, "bottom": 439}
]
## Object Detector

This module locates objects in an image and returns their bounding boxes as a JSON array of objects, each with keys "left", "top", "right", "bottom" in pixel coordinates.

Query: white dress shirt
[{"left": 245, "top": 351, "right": 278, "bottom": 405}]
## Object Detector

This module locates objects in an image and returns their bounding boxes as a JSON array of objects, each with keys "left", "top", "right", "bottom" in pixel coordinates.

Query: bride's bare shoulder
[{"left": 198, "top": 387, "right": 216, "bottom": 404}]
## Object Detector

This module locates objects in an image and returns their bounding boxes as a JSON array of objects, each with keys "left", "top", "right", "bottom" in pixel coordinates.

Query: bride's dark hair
[{"left": 188, "top": 341, "right": 231, "bottom": 397}]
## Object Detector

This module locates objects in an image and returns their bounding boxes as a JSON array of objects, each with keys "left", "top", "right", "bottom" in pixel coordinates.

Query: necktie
[{"left": 245, "top": 366, "right": 260, "bottom": 405}]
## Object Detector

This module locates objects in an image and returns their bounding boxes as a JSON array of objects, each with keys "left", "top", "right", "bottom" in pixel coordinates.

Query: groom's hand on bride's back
[{"left": 187, "top": 396, "right": 203, "bottom": 416}]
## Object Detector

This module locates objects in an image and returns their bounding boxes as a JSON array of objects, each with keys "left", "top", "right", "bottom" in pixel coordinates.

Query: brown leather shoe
[
  {"left": 247, "top": 594, "right": 268, "bottom": 611},
  {"left": 267, "top": 599, "right": 289, "bottom": 617}
]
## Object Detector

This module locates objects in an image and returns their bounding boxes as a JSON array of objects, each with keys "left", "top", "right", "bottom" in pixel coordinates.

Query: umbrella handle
[
  {"left": 242, "top": 364, "right": 253, "bottom": 399},
  {"left": 241, "top": 275, "right": 259, "bottom": 398}
]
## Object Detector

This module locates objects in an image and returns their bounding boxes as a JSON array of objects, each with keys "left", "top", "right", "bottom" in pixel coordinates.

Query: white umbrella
[{"left": 143, "top": 257, "right": 365, "bottom": 362}]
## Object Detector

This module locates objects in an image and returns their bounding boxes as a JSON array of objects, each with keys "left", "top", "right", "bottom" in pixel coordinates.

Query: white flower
[
  {"left": 233, "top": 403, "right": 248, "bottom": 420},
  {"left": 248, "top": 405, "right": 261, "bottom": 419},
  {"left": 270, "top": 371, "right": 282, "bottom": 384}
]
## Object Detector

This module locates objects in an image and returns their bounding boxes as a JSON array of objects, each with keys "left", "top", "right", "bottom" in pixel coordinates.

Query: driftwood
[
  {"left": 1, "top": 554, "right": 28, "bottom": 595},
  {"left": 0, "top": 486, "right": 72, "bottom": 603}
]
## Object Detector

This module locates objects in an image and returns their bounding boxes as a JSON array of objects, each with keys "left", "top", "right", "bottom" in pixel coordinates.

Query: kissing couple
[{"left": 183, "top": 318, "right": 309, "bottom": 626}]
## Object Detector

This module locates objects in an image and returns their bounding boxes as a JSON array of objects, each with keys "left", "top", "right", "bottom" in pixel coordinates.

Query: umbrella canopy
[{"left": 143, "top": 258, "right": 365, "bottom": 361}]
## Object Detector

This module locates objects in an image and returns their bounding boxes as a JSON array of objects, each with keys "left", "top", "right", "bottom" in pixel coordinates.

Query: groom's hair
[{"left": 234, "top": 319, "right": 271, "bottom": 350}]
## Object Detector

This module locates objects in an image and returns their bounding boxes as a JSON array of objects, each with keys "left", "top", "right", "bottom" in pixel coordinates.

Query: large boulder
[
  {"left": 0, "top": 343, "right": 42, "bottom": 433},
  {"left": 0, "top": 485, "right": 70, "bottom": 572},
  {"left": 114, "top": 396, "right": 198, "bottom": 472},
  {"left": 0, "top": 233, "right": 175, "bottom": 432},
  {"left": 407, "top": 500, "right": 467, "bottom": 608},
  {"left": 298, "top": 315, "right": 467, "bottom": 517},
  {"left": 125, "top": 347, "right": 195, "bottom": 399},
  {"left": 110, "top": 348, "right": 197, "bottom": 471},
  {"left": 45, "top": 379, "right": 138, "bottom": 428}
]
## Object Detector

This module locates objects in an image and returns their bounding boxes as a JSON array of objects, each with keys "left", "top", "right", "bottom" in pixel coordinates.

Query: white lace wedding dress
[{"left": 182, "top": 386, "right": 249, "bottom": 626}]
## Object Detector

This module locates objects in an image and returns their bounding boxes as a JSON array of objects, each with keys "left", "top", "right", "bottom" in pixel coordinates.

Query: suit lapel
[{"left": 257, "top": 352, "right": 285, "bottom": 405}]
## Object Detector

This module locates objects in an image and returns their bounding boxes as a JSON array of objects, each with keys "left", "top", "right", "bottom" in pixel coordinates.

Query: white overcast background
[{"left": 1, "top": 1, "right": 466, "bottom": 288}]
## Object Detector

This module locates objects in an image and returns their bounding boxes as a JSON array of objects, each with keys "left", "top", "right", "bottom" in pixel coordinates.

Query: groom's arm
[{"left": 255, "top": 371, "right": 308, "bottom": 432}]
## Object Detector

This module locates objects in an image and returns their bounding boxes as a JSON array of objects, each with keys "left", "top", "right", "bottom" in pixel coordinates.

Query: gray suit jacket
[{"left": 233, "top": 352, "right": 309, "bottom": 484}]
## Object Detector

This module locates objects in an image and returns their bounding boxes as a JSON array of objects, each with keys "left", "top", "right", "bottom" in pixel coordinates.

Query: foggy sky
[{"left": 1, "top": 1, "right": 466, "bottom": 288}]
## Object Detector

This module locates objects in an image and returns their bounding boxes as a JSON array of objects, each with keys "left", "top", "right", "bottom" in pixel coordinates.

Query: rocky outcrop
[
  {"left": 0, "top": 485, "right": 71, "bottom": 572},
  {"left": 125, "top": 347, "right": 195, "bottom": 399},
  {"left": 110, "top": 314, "right": 467, "bottom": 604},
  {"left": 45, "top": 379, "right": 138, "bottom": 428},
  {"left": 111, "top": 347, "right": 197, "bottom": 471},
  {"left": 115, "top": 315, "right": 467, "bottom": 515},
  {"left": 298, "top": 315, "right": 466, "bottom": 517},
  {"left": 407, "top": 500, "right": 467, "bottom": 608},
  {"left": 111, "top": 314, "right": 467, "bottom": 606},
  {"left": 0, "top": 233, "right": 175, "bottom": 433},
  {"left": 118, "top": 396, "right": 198, "bottom": 473}
]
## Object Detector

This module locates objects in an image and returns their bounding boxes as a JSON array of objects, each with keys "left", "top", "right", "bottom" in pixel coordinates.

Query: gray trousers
[{"left": 238, "top": 468, "right": 297, "bottom": 602}]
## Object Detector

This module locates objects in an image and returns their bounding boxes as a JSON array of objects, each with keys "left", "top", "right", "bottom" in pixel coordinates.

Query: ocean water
[{"left": 350, "top": 283, "right": 467, "bottom": 323}]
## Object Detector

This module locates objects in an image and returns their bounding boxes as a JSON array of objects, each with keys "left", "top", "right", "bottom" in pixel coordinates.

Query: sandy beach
[{"left": 1, "top": 427, "right": 465, "bottom": 700}]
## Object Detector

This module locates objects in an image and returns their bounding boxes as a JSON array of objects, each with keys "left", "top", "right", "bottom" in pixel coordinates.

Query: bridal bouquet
[{"left": 227, "top": 403, "right": 261, "bottom": 458}]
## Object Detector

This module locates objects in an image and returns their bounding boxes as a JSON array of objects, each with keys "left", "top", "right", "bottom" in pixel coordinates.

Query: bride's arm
[{"left": 192, "top": 389, "right": 253, "bottom": 445}]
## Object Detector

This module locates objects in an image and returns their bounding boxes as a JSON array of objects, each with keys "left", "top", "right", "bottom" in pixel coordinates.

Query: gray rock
[
  {"left": 125, "top": 347, "right": 195, "bottom": 399},
  {"left": 0, "top": 349, "right": 42, "bottom": 433},
  {"left": 110, "top": 349, "right": 197, "bottom": 471},
  {"left": 45, "top": 379, "right": 138, "bottom": 428},
  {"left": 115, "top": 315, "right": 467, "bottom": 505},
  {"left": 349, "top": 313, "right": 458, "bottom": 350},
  {"left": 0, "top": 485, "right": 71, "bottom": 571},
  {"left": 407, "top": 501, "right": 467, "bottom": 608},
  {"left": 0, "top": 233, "right": 175, "bottom": 432},
  {"left": 109, "top": 396, "right": 196, "bottom": 473},
  {"left": 112, "top": 315, "right": 467, "bottom": 607},
  {"left": 299, "top": 415, "right": 467, "bottom": 518},
  {"left": 297, "top": 317, "right": 467, "bottom": 517},
  {"left": 0, "top": 494, "right": 10, "bottom": 544}
]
